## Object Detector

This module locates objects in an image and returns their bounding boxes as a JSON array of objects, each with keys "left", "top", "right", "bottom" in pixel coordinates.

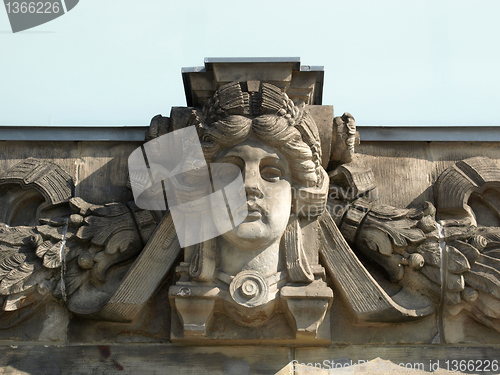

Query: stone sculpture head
[
  {"left": 190, "top": 82, "right": 329, "bottom": 280},
  {"left": 171, "top": 82, "right": 334, "bottom": 336}
]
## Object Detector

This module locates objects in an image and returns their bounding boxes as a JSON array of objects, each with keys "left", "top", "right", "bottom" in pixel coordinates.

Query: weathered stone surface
[
  {"left": 356, "top": 141, "right": 500, "bottom": 208},
  {"left": 67, "top": 275, "right": 172, "bottom": 344},
  {"left": 76, "top": 142, "right": 139, "bottom": 204},
  {"left": 2, "top": 59, "right": 500, "bottom": 358},
  {"left": 328, "top": 294, "right": 438, "bottom": 344},
  {"left": 0, "top": 141, "right": 141, "bottom": 205},
  {"left": 0, "top": 301, "right": 68, "bottom": 342},
  {"left": 0, "top": 345, "right": 292, "bottom": 374},
  {"left": 307, "top": 105, "right": 334, "bottom": 168}
]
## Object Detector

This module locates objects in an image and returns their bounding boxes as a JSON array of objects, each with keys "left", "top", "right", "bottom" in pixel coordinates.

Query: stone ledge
[
  {"left": 2, "top": 125, "right": 500, "bottom": 142},
  {"left": 0, "top": 345, "right": 292, "bottom": 375},
  {"left": 295, "top": 346, "right": 500, "bottom": 375},
  {"left": 1, "top": 345, "right": 500, "bottom": 374}
]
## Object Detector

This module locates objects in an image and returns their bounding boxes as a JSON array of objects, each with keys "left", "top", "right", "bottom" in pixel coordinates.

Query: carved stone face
[{"left": 212, "top": 136, "right": 292, "bottom": 250}]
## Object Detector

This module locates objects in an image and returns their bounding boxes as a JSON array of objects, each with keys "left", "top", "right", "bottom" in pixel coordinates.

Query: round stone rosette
[
  {"left": 225, "top": 270, "right": 278, "bottom": 326},
  {"left": 230, "top": 270, "right": 269, "bottom": 308}
]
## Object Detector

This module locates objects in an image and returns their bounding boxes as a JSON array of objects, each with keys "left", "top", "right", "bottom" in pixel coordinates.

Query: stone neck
[{"left": 218, "top": 238, "right": 283, "bottom": 278}]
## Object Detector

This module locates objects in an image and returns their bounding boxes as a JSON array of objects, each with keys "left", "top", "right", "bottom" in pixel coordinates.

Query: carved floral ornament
[{"left": 0, "top": 80, "right": 500, "bottom": 343}]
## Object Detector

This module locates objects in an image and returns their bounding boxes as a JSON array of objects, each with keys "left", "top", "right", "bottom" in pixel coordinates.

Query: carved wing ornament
[
  {"left": 1, "top": 82, "right": 500, "bottom": 341},
  {"left": 0, "top": 159, "right": 158, "bottom": 326},
  {"left": 435, "top": 157, "right": 500, "bottom": 331},
  {"left": 329, "top": 156, "right": 500, "bottom": 332}
]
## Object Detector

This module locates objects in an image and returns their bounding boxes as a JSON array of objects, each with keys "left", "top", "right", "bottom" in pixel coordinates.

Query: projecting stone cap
[{"left": 182, "top": 57, "right": 324, "bottom": 108}]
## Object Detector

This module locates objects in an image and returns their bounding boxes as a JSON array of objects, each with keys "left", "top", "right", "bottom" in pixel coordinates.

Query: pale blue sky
[{"left": 1, "top": 0, "right": 499, "bottom": 126}]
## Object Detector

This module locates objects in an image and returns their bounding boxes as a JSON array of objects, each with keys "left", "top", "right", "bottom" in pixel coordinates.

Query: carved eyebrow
[
  {"left": 213, "top": 154, "right": 244, "bottom": 166},
  {"left": 260, "top": 156, "right": 287, "bottom": 167},
  {"left": 217, "top": 147, "right": 280, "bottom": 159},
  {"left": 216, "top": 150, "right": 240, "bottom": 158}
]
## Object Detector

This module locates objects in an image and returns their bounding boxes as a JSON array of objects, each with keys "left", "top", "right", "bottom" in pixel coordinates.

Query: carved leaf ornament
[{"left": 0, "top": 159, "right": 153, "bottom": 326}]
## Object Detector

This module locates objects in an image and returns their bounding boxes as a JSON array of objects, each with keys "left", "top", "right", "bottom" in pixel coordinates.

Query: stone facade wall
[
  {"left": 0, "top": 138, "right": 499, "bottom": 374},
  {"left": 357, "top": 141, "right": 500, "bottom": 209},
  {"left": 0, "top": 140, "right": 141, "bottom": 205},
  {"left": 2, "top": 139, "right": 498, "bottom": 212}
]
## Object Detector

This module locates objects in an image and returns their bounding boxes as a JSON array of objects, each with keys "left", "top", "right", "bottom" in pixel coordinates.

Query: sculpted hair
[{"left": 197, "top": 81, "right": 329, "bottom": 217}]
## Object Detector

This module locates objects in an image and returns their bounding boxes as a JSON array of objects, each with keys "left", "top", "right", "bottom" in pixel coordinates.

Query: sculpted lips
[
  {"left": 236, "top": 201, "right": 265, "bottom": 222},
  {"left": 246, "top": 204, "right": 262, "bottom": 221}
]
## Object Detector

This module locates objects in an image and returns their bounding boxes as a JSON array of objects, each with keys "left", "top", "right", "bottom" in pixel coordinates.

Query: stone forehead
[{"left": 214, "top": 137, "right": 288, "bottom": 165}]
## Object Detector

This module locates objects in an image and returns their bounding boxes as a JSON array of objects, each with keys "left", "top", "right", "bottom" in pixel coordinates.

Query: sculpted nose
[{"left": 244, "top": 167, "right": 264, "bottom": 199}]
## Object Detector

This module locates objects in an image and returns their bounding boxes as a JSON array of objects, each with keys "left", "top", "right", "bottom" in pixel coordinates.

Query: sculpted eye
[
  {"left": 212, "top": 163, "right": 241, "bottom": 183},
  {"left": 261, "top": 165, "right": 283, "bottom": 182}
]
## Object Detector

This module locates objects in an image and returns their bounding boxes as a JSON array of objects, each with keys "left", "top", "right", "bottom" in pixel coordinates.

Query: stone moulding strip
[
  {"left": 358, "top": 125, "right": 500, "bottom": 142},
  {"left": 0, "top": 126, "right": 147, "bottom": 142},
  {"left": 2, "top": 125, "right": 500, "bottom": 142}
]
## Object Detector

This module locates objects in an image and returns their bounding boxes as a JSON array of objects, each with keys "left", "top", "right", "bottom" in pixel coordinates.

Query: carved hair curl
[{"left": 197, "top": 81, "right": 328, "bottom": 217}]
